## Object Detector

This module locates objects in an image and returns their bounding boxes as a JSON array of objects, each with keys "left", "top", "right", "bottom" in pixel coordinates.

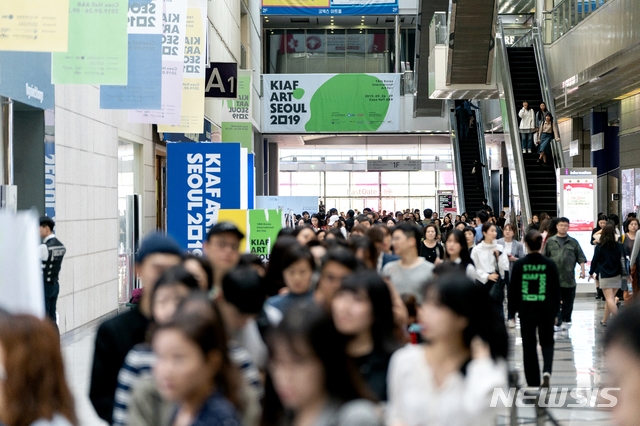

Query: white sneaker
[
  {"left": 522, "top": 149, "right": 526, "bottom": 153},
  {"left": 528, "top": 149, "right": 532, "bottom": 153},
  {"left": 507, "top": 319, "right": 516, "bottom": 328},
  {"left": 541, "top": 373, "right": 551, "bottom": 388},
  {"left": 554, "top": 325, "right": 562, "bottom": 332}
]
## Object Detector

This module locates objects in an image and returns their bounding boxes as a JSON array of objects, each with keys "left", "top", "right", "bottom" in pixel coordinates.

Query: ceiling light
[{"left": 519, "top": 14, "right": 523, "bottom": 17}]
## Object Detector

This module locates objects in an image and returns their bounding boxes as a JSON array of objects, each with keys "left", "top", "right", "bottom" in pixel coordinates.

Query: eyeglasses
[{"left": 212, "top": 240, "right": 240, "bottom": 251}]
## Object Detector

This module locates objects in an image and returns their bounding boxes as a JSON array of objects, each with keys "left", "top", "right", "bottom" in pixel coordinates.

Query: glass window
[
  {"left": 409, "top": 184, "right": 436, "bottom": 197},
  {"left": 381, "top": 171, "right": 409, "bottom": 184},
  {"left": 412, "top": 171, "right": 436, "bottom": 185},
  {"left": 325, "top": 171, "right": 349, "bottom": 185}
]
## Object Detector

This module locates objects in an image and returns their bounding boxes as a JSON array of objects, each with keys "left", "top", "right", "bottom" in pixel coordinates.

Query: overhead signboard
[
  {"left": 0, "top": 0, "right": 69, "bottom": 52},
  {"left": 0, "top": 52, "right": 54, "bottom": 109},
  {"left": 263, "top": 73, "right": 400, "bottom": 133},
  {"left": 205, "top": 62, "right": 238, "bottom": 98},
  {"left": 366, "top": 159, "right": 421, "bottom": 171},
  {"left": 261, "top": 0, "right": 398, "bottom": 16}
]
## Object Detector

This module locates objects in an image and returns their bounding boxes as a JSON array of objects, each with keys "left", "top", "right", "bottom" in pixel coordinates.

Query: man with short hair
[
  {"left": 204, "top": 222, "right": 245, "bottom": 292},
  {"left": 543, "top": 217, "right": 587, "bottom": 324},
  {"left": 90, "top": 233, "right": 183, "bottom": 423},
  {"left": 39, "top": 216, "right": 66, "bottom": 323},
  {"left": 345, "top": 209, "right": 355, "bottom": 232},
  {"left": 382, "top": 223, "right": 434, "bottom": 302},
  {"left": 474, "top": 210, "right": 489, "bottom": 244},
  {"left": 481, "top": 199, "right": 493, "bottom": 214},
  {"left": 302, "top": 211, "right": 310, "bottom": 224},
  {"left": 422, "top": 208, "right": 433, "bottom": 226},
  {"left": 314, "top": 248, "right": 360, "bottom": 310},
  {"left": 356, "top": 214, "right": 372, "bottom": 228}
]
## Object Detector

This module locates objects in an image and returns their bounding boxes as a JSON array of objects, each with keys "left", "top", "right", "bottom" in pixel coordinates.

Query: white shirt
[
  {"left": 387, "top": 345, "right": 508, "bottom": 426},
  {"left": 503, "top": 241, "right": 513, "bottom": 256},
  {"left": 518, "top": 108, "right": 536, "bottom": 130},
  {"left": 470, "top": 241, "right": 509, "bottom": 284}
]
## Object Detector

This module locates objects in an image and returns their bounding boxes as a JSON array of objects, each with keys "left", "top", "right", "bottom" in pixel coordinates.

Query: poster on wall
[
  {"left": 221, "top": 70, "right": 253, "bottom": 151},
  {"left": 437, "top": 191, "right": 454, "bottom": 218},
  {"left": 214, "top": 209, "right": 283, "bottom": 259},
  {"left": 0, "top": 0, "right": 69, "bottom": 52},
  {"left": 166, "top": 142, "right": 244, "bottom": 254},
  {"left": 44, "top": 110, "right": 56, "bottom": 221},
  {"left": 562, "top": 179, "right": 595, "bottom": 231},
  {"left": 100, "top": 0, "right": 163, "bottom": 110},
  {"left": 263, "top": 73, "right": 400, "bottom": 133},
  {"left": 157, "top": 4, "right": 208, "bottom": 133},
  {"left": 52, "top": 1, "right": 128, "bottom": 84},
  {"left": 261, "top": 0, "right": 398, "bottom": 16},
  {"left": 129, "top": 0, "right": 188, "bottom": 125}
]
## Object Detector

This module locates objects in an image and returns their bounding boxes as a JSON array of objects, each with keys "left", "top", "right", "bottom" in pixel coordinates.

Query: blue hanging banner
[
  {"left": 167, "top": 142, "right": 243, "bottom": 253},
  {"left": 0, "top": 52, "right": 54, "bottom": 110}
]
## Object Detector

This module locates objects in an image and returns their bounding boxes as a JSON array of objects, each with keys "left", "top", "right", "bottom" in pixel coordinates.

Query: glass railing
[
  {"left": 542, "top": 0, "right": 610, "bottom": 43},
  {"left": 429, "top": 12, "right": 448, "bottom": 53}
]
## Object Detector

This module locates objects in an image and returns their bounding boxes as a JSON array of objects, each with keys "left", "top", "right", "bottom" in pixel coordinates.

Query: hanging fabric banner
[
  {"left": 0, "top": 51, "right": 54, "bottom": 109},
  {"left": 100, "top": 0, "right": 163, "bottom": 109},
  {"left": 52, "top": 2, "right": 128, "bottom": 84},
  {"left": 128, "top": 0, "right": 188, "bottom": 125},
  {"left": 221, "top": 70, "right": 253, "bottom": 152},
  {"left": 0, "top": 0, "right": 69, "bottom": 52},
  {"left": 157, "top": 1, "right": 207, "bottom": 133}
]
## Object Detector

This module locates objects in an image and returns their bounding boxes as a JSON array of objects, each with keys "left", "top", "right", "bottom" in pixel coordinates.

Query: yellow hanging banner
[{"left": 0, "top": 0, "right": 69, "bottom": 52}]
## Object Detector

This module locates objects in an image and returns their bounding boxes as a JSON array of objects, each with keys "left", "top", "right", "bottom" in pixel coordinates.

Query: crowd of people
[{"left": 2, "top": 206, "right": 640, "bottom": 426}]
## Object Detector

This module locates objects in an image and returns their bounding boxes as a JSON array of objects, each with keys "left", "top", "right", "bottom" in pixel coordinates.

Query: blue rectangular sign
[
  {"left": 248, "top": 153, "right": 255, "bottom": 209},
  {"left": 167, "top": 142, "right": 242, "bottom": 253},
  {"left": 100, "top": 33, "right": 162, "bottom": 109},
  {"left": 0, "top": 52, "right": 54, "bottom": 110},
  {"left": 261, "top": 0, "right": 398, "bottom": 16}
]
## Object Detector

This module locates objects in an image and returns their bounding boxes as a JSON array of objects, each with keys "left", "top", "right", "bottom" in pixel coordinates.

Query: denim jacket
[{"left": 542, "top": 235, "right": 587, "bottom": 288}]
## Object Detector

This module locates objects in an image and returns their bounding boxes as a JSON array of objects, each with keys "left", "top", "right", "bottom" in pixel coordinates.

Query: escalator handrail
[
  {"left": 532, "top": 20, "right": 566, "bottom": 170},
  {"left": 448, "top": 100, "right": 466, "bottom": 215},
  {"left": 474, "top": 104, "right": 493, "bottom": 208},
  {"left": 497, "top": 18, "right": 532, "bottom": 232}
]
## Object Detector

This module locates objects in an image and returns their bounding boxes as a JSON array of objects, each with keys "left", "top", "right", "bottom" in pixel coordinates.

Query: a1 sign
[{"left": 205, "top": 62, "right": 238, "bottom": 98}]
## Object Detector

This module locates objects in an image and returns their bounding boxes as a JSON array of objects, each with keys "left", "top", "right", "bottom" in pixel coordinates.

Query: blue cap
[{"left": 136, "top": 232, "right": 183, "bottom": 264}]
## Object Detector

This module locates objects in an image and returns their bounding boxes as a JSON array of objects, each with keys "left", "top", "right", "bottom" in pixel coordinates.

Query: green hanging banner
[
  {"left": 221, "top": 70, "right": 253, "bottom": 152},
  {"left": 52, "top": 2, "right": 128, "bottom": 84}
]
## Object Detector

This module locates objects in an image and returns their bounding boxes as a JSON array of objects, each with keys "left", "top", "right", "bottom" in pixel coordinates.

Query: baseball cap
[
  {"left": 136, "top": 232, "right": 183, "bottom": 264},
  {"left": 328, "top": 215, "right": 340, "bottom": 226},
  {"left": 206, "top": 222, "right": 245, "bottom": 241}
]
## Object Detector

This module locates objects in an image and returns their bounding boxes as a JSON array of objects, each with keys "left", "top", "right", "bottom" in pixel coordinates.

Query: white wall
[{"left": 54, "top": 84, "right": 156, "bottom": 334}]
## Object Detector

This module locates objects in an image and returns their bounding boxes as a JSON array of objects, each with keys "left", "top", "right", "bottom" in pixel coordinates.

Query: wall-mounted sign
[
  {"left": 367, "top": 159, "right": 421, "bottom": 171},
  {"left": 205, "top": 62, "right": 238, "bottom": 98},
  {"left": 591, "top": 132, "right": 604, "bottom": 151},
  {"left": 437, "top": 191, "right": 454, "bottom": 218},
  {"left": 261, "top": 0, "right": 398, "bottom": 16},
  {"left": 570, "top": 139, "right": 579, "bottom": 157},
  {"left": 263, "top": 73, "right": 400, "bottom": 133}
]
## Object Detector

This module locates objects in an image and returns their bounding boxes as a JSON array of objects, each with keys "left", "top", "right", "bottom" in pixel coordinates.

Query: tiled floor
[{"left": 61, "top": 295, "right": 614, "bottom": 425}]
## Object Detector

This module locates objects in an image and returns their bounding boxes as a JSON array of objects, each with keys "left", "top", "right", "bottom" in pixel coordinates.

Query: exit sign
[{"left": 366, "top": 160, "right": 422, "bottom": 171}]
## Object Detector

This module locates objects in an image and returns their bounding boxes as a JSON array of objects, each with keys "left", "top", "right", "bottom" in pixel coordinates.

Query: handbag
[{"left": 488, "top": 253, "right": 506, "bottom": 303}]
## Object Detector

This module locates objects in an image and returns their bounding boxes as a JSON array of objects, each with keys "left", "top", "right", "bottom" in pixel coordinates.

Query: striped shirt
[{"left": 112, "top": 344, "right": 156, "bottom": 426}]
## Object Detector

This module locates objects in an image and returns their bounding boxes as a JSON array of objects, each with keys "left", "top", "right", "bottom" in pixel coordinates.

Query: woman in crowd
[
  {"left": 310, "top": 214, "right": 322, "bottom": 232},
  {"left": 463, "top": 226, "right": 476, "bottom": 254},
  {"left": 265, "top": 245, "right": 315, "bottom": 324},
  {"left": 263, "top": 236, "right": 298, "bottom": 297},
  {"left": 496, "top": 224, "right": 525, "bottom": 327},
  {"left": 183, "top": 254, "right": 214, "bottom": 293},
  {"left": 442, "top": 229, "right": 476, "bottom": 279},
  {"left": 455, "top": 215, "right": 462, "bottom": 224},
  {"left": 536, "top": 112, "right": 560, "bottom": 166},
  {"left": 440, "top": 215, "right": 453, "bottom": 240},
  {"left": 262, "top": 303, "right": 383, "bottom": 426},
  {"left": 386, "top": 217, "right": 396, "bottom": 227},
  {"left": 386, "top": 274, "right": 508, "bottom": 426},
  {"left": 539, "top": 218, "right": 552, "bottom": 242},
  {"left": 627, "top": 219, "right": 640, "bottom": 299},
  {"left": 348, "top": 236, "right": 378, "bottom": 270},
  {"left": 294, "top": 225, "right": 317, "bottom": 246},
  {"left": 471, "top": 222, "right": 510, "bottom": 317},
  {"left": 151, "top": 294, "right": 243, "bottom": 425},
  {"left": 419, "top": 224, "right": 445, "bottom": 265},
  {"left": 326, "top": 228, "right": 347, "bottom": 241},
  {"left": 332, "top": 271, "right": 402, "bottom": 401},
  {"left": 316, "top": 229, "right": 327, "bottom": 241},
  {"left": 589, "top": 225, "right": 625, "bottom": 326},
  {"left": 604, "top": 302, "right": 640, "bottom": 426},
  {"left": 113, "top": 266, "right": 201, "bottom": 426},
  {"left": 591, "top": 214, "right": 609, "bottom": 245},
  {"left": 0, "top": 314, "right": 77, "bottom": 426}
]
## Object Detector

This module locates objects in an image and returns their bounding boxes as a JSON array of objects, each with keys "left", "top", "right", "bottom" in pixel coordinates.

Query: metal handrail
[
  {"left": 496, "top": 18, "right": 532, "bottom": 232},
  {"left": 448, "top": 100, "right": 466, "bottom": 214},
  {"left": 475, "top": 104, "right": 492, "bottom": 206},
  {"left": 511, "top": 29, "right": 533, "bottom": 48},
  {"left": 532, "top": 20, "right": 566, "bottom": 170}
]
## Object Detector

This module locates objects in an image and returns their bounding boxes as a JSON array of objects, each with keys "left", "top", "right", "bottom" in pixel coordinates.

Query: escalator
[
  {"left": 506, "top": 46, "right": 558, "bottom": 217},
  {"left": 451, "top": 100, "right": 490, "bottom": 216}
]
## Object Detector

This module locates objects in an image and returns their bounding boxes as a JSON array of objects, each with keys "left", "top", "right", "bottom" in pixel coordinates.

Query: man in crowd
[
  {"left": 345, "top": 209, "right": 355, "bottom": 232},
  {"left": 204, "top": 222, "right": 244, "bottom": 292},
  {"left": 39, "top": 216, "right": 66, "bottom": 323},
  {"left": 543, "top": 217, "right": 587, "bottom": 325},
  {"left": 314, "top": 248, "right": 360, "bottom": 310},
  {"left": 510, "top": 230, "right": 560, "bottom": 389},
  {"left": 422, "top": 208, "right": 433, "bottom": 227},
  {"left": 382, "top": 222, "right": 434, "bottom": 302},
  {"left": 90, "top": 233, "right": 183, "bottom": 423}
]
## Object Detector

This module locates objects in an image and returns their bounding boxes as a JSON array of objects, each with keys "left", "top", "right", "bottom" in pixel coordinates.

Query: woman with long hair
[
  {"left": 440, "top": 215, "right": 453, "bottom": 240},
  {"left": 536, "top": 112, "right": 560, "bottom": 166},
  {"left": 591, "top": 214, "right": 609, "bottom": 245},
  {"left": 152, "top": 294, "right": 243, "bottom": 425},
  {"left": 0, "top": 314, "right": 77, "bottom": 426},
  {"left": 471, "top": 222, "right": 510, "bottom": 317},
  {"left": 262, "top": 303, "right": 383, "bottom": 426},
  {"left": 442, "top": 229, "right": 476, "bottom": 279},
  {"left": 386, "top": 274, "right": 508, "bottom": 426},
  {"left": 589, "top": 225, "right": 625, "bottom": 326},
  {"left": 332, "top": 271, "right": 402, "bottom": 401},
  {"left": 497, "top": 223, "right": 526, "bottom": 327}
]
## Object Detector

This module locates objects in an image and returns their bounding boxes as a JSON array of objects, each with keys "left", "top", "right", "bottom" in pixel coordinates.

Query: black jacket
[
  {"left": 89, "top": 307, "right": 149, "bottom": 424},
  {"left": 509, "top": 253, "right": 560, "bottom": 320},
  {"left": 589, "top": 242, "right": 625, "bottom": 278}
]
